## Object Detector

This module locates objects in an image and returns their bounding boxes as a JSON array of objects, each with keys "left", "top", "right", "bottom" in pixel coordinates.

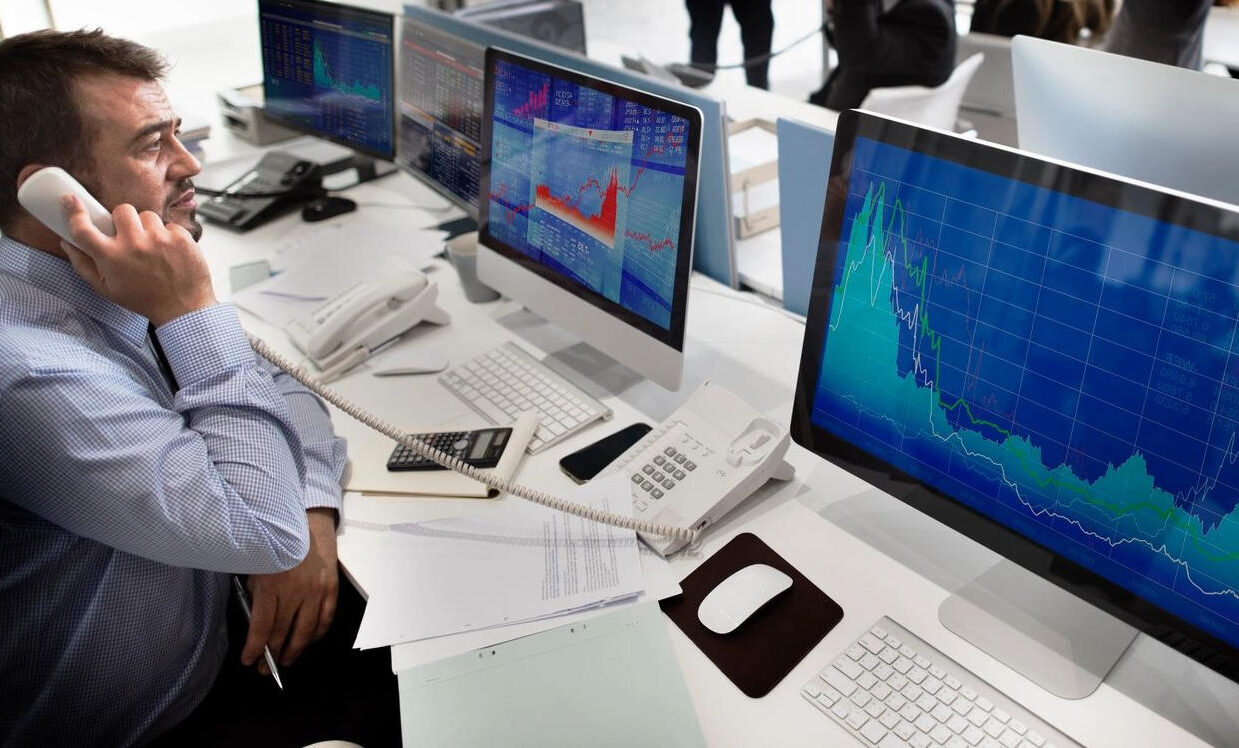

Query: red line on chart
[
  {"left": 489, "top": 131, "right": 681, "bottom": 232},
  {"left": 624, "top": 229, "right": 674, "bottom": 252},
  {"left": 535, "top": 169, "right": 620, "bottom": 246}
]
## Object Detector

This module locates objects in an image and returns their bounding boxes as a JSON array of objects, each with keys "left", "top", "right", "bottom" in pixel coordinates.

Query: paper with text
[{"left": 353, "top": 474, "right": 644, "bottom": 649}]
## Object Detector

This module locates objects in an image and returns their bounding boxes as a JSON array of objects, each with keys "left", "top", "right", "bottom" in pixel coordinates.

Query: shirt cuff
[{"left": 155, "top": 304, "right": 256, "bottom": 387}]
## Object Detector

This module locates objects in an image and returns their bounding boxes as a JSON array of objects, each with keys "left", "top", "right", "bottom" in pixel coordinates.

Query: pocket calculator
[{"left": 386, "top": 427, "right": 514, "bottom": 471}]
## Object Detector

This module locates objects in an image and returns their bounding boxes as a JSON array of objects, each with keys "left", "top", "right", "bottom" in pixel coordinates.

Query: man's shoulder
[{"left": 0, "top": 276, "right": 114, "bottom": 385}]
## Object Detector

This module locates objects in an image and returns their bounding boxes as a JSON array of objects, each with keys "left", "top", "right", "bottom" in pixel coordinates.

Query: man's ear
[{"left": 15, "top": 163, "right": 50, "bottom": 191}]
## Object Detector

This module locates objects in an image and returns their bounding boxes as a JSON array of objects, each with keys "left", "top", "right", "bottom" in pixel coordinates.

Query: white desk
[
  {"left": 197, "top": 175, "right": 1236, "bottom": 746},
  {"left": 151, "top": 15, "right": 1235, "bottom": 742}
]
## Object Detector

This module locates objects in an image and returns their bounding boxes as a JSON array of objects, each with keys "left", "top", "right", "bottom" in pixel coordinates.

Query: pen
[{"left": 231, "top": 575, "right": 284, "bottom": 690}]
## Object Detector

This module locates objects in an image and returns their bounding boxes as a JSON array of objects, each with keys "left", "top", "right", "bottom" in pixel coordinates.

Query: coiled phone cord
[{"left": 248, "top": 334, "right": 699, "bottom": 544}]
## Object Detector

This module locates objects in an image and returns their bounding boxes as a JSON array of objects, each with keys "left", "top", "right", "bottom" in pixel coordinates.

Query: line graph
[
  {"left": 484, "top": 56, "right": 691, "bottom": 330},
  {"left": 313, "top": 40, "right": 384, "bottom": 102},
  {"left": 813, "top": 136, "right": 1239, "bottom": 644}
]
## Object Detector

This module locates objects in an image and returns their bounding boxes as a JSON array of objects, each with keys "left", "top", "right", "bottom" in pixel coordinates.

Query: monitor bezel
[
  {"left": 257, "top": 0, "right": 397, "bottom": 162},
  {"left": 792, "top": 109, "right": 1239, "bottom": 682},
  {"left": 396, "top": 16, "right": 487, "bottom": 218},
  {"left": 476, "top": 46, "right": 702, "bottom": 353}
]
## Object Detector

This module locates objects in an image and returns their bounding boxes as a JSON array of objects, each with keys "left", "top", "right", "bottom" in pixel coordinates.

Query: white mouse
[{"left": 697, "top": 563, "right": 793, "bottom": 635}]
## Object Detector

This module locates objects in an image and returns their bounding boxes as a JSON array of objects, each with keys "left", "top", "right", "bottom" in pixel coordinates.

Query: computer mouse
[
  {"left": 697, "top": 563, "right": 793, "bottom": 635},
  {"left": 302, "top": 195, "right": 357, "bottom": 222}
]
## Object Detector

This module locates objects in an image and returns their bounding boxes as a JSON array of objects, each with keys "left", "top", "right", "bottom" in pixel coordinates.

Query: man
[
  {"left": 1103, "top": 0, "right": 1213, "bottom": 70},
  {"left": 685, "top": 0, "right": 776, "bottom": 89},
  {"left": 809, "top": 0, "right": 957, "bottom": 111},
  {"left": 0, "top": 29, "right": 396, "bottom": 745}
]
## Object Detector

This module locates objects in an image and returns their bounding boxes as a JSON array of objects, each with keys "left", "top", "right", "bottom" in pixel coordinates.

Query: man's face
[{"left": 74, "top": 73, "right": 203, "bottom": 240}]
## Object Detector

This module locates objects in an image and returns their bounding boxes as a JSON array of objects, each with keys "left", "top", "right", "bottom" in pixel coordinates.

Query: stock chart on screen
[
  {"left": 484, "top": 56, "right": 691, "bottom": 330},
  {"left": 813, "top": 136, "right": 1239, "bottom": 647},
  {"left": 260, "top": 0, "right": 394, "bottom": 158}
]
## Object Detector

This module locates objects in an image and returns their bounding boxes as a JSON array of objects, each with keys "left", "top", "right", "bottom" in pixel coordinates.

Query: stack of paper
[{"left": 349, "top": 474, "right": 651, "bottom": 650}]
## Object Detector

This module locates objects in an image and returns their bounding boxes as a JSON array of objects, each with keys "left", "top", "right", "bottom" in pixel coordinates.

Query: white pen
[{"left": 231, "top": 575, "right": 284, "bottom": 690}]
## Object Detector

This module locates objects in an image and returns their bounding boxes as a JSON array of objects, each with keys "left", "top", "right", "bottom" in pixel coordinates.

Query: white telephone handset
[
  {"left": 603, "top": 381, "right": 794, "bottom": 556},
  {"left": 285, "top": 258, "right": 450, "bottom": 378},
  {"left": 17, "top": 166, "right": 696, "bottom": 546}
]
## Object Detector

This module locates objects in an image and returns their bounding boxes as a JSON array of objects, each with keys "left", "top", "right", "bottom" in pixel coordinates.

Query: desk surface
[
  {"left": 158, "top": 15, "right": 1237, "bottom": 742},
  {"left": 199, "top": 171, "right": 1236, "bottom": 747}
]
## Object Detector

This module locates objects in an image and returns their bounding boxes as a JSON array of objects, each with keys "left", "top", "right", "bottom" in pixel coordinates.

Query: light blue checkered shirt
[{"left": 0, "top": 236, "right": 347, "bottom": 746}]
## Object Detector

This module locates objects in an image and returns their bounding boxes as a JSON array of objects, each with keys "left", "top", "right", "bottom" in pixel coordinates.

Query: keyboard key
[
  {"left": 914, "top": 714, "right": 936, "bottom": 733},
  {"left": 871, "top": 624, "right": 889, "bottom": 638},
  {"left": 846, "top": 710, "right": 869, "bottom": 730},
  {"left": 999, "top": 731, "right": 1022, "bottom": 748},
  {"left": 910, "top": 734, "right": 932, "bottom": 748},
  {"left": 860, "top": 653, "right": 882, "bottom": 671},
  {"left": 835, "top": 658, "right": 864, "bottom": 680},
  {"left": 895, "top": 721, "right": 917, "bottom": 740},
  {"left": 1026, "top": 731, "right": 1046, "bottom": 746},
  {"left": 948, "top": 714, "right": 970, "bottom": 734},
  {"left": 985, "top": 719, "right": 1006, "bottom": 738},
  {"left": 851, "top": 691, "right": 873, "bottom": 708},
  {"left": 865, "top": 700, "right": 885, "bottom": 719},
  {"left": 823, "top": 667, "right": 858, "bottom": 696},
  {"left": 859, "top": 634, "right": 886, "bottom": 654},
  {"left": 879, "top": 710, "right": 901, "bottom": 730},
  {"left": 931, "top": 723, "right": 954, "bottom": 743},
  {"left": 857, "top": 672, "right": 878, "bottom": 690},
  {"left": 870, "top": 683, "right": 892, "bottom": 701},
  {"left": 859, "top": 719, "right": 888, "bottom": 744},
  {"left": 1007, "top": 720, "right": 1027, "bottom": 736},
  {"left": 899, "top": 704, "right": 920, "bottom": 723},
  {"left": 963, "top": 726, "right": 986, "bottom": 745},
  {"left": 976, "top": 697, "right": 995, "bottom": 712}
]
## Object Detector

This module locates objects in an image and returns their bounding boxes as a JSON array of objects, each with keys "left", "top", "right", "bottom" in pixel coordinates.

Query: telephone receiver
[
  {"left": 284, "top": 257, "right": 451, "bottom": 380},
  {"left": 15, "top": 165, "right": 697, "bottom": 545}
]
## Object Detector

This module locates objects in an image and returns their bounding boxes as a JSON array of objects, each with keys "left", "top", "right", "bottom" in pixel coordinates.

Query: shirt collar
[{"left": 0, "top": 234, "right": 149, "bottom": 345}]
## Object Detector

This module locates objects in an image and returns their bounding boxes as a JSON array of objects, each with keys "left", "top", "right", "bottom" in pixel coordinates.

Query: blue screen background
[
  {"left": 813, "top": 136, "right": 1239, "bottom": 648},
  {"left": 260, "top": 1, "right": 394, "bottom": 158},
  {"left": 485, "top": 57, "right": 690, "bottom": 330}
]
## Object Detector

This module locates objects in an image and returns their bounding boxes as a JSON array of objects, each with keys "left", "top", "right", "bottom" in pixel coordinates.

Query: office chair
[{"left": 859, "top": 53, "right": 986, "bottom": 132}]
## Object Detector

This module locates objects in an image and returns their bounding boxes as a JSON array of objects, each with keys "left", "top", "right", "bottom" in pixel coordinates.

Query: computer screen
[
  {"left": 1013, "top": 35, "right": 1239, "bottom": 207},
  {"left": 794, "top": 110, "right": 1239, "bottom": 681},
  {"left": 401, "top": 4, "right": 736, "bottom": 288},
  {"left": 456, "top": 0, "right": 587, "bottom": 55},
  {"left": 477, "top": 47, "right": 701, "bottom": 389},
  {"left": 397, "top": 17, "right": 485, "bottom": 214},
  {"left": 258, "top": 0, "right": 396, "bottom": 160}
]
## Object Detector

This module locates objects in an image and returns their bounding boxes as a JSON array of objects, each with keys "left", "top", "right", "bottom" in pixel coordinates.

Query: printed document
[{"left": 353, "top": 474, "right": 644, "bottom": 649}]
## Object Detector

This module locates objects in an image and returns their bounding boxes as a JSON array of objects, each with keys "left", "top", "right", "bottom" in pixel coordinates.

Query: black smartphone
[{"left": 559, "top": 422, "right": 653, "bottom": 484}]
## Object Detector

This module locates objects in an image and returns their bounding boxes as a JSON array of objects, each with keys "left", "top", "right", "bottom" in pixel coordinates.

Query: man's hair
[{"left": 0, "top": 29, "right": 167, "bottom": 231}]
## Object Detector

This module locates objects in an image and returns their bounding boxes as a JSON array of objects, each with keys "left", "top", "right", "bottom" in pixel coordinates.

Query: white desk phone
[
  {"left": 284, "top": 259, "right": 450, "bottom": 381},
  {"left": 17, "top": 166, "right": 794, "bottom": 554}
]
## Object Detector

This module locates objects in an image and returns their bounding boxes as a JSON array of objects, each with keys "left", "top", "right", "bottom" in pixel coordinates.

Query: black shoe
[{"left": 667, "top": 63, "right": 715, "bottom": 88}]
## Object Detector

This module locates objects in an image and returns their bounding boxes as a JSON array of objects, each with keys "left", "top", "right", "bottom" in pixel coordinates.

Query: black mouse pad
[{"left": 660, "top": 532, "right": 844, "bottom": 697}]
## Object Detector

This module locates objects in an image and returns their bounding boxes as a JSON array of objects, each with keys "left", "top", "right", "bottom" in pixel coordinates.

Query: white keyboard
[
  {"left": 803, "top": 617, "right": 1080, "bottom": 748},
  {"left": 439, "top": 341, "right": 611, "bottom": 453}
]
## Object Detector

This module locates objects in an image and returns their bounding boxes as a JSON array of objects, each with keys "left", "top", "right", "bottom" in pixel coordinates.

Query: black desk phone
[{"left": 197, "top": 151, "right": 322, "bottom": 231}]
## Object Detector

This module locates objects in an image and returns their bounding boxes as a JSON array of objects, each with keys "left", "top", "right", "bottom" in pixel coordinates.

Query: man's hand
[
  {"left": 59, "top": 195, "right": 216, "bottom": 326},
  {"left": 242, "top": 508, "right": 339, "bottom": 671}
]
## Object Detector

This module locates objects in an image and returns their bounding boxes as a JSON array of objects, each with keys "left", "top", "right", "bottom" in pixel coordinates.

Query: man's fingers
[
  {"left": 316, "top": 586, "right": 337, "bottom": 641},
  {"left": 61, "top": 241, "right": 101, "bottom": 286},
  {"left": 139, "top": 209, "right": 165, "bottom": 235},
  {"left": 241, "top": 589, "right": 277, "bottom": 667},
  {"left": 266, "top": 597, "right": 298, "bottom": 662},
  {"left": 61, "top": 195, "right": 111, "bottom": 257},
  {"left": 111, "top": 204, "right": 143, "bottom": 240},
  {"left": 280, "top": 605, "right": 318, "bottom": 666}
]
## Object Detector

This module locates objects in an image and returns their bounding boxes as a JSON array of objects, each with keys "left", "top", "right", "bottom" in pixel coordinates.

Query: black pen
[{"left": 232, "top": 576, "right": 284, "bottom": 690}]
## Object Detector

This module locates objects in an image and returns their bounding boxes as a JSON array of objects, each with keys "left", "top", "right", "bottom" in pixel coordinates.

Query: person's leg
[
  {"left": 731, "top": 0, "right": 775, "bottom": 88},
  {"left": 150, "top": 573, "right": 400, "bottom": 747},
  {"left": 687, "top": 0, "right": 727, "bottom": 72}
]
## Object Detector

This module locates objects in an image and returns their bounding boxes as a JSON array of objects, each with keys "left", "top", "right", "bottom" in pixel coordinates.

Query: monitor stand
[{"left": 939, "top": 560, "right": 1139, "bottom": 699}]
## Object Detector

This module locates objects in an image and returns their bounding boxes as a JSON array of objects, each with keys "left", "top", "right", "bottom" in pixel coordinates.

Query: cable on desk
[{"left": 247, "top": 334, "right": 699, "bottom": 544}]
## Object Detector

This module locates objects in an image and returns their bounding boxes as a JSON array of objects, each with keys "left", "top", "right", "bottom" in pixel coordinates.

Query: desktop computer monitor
[
  {"left": 1012, "top": 35, "right": 1239, "bottom": 207},
  {"left": 397, "top": 16, "right": 486, "bottom": 215},
  {"left": 258, "top": 0, "right": 396, "bottom": 161},
  {"left": 476, "top": 47, "right": 702, "bottom": 390},
  {"left": 793, "top": 110, "right": 1239, "bottom": 693},
  {"left": 455, "top": 0, "right": 587, "bottom": 55},
  {"left": 402, "top": 3, "right": 737, "bottom": 288}
]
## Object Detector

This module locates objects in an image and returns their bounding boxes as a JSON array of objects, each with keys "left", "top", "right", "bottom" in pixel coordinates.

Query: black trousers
[
  {"left": 151, "top": 572, "right": 401, "bottom": 747},
  {"left": 687, "top": 0, "right": 775, "bottom": 88}
]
